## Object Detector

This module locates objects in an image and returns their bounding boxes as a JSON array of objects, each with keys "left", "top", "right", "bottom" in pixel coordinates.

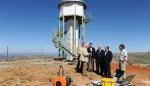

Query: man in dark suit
[
  {"left": 95, "top": 46, "right": 105, "bottom": 76},
  {"left": 87, "top": 43, "right": 96, "bottom": 72},
  {"left": 104, "top": 46, "right": 113, "bottom": 78}
]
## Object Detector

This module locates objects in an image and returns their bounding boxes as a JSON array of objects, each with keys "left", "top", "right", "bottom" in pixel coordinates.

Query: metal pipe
[
  {"left": 61, "top": 6, "right": 65, "bottom": 58},
  {"left": 63, "top": 16, "right": 65, "bottom": 45},
  {"left": 59, "top": 20, "right": 60, "bottom": 37},
  {"left": 62, "top": 15, "right": 65, "bottom": 58},
  {"left": 58, "top": 20, "right": 61, "bottom": 57},
  {"left": 59, "top": 49, "right": 61, "bottom": 57},
  {"left": 79, "top": 24, "right": 80, "bottom": 39},
  {"left": 74, "top": 3, "right": 77, "bottom": 56},
  {"left": 82, "top": 17, "right": 85, "bottom": 43},
  {"left": 83, "top": 16, "right": 85, "bottom": 42}
]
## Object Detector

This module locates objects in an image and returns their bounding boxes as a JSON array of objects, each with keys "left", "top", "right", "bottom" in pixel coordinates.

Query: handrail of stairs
[{"left": 52, "top": 29, "right": 77, "bottom": 61}]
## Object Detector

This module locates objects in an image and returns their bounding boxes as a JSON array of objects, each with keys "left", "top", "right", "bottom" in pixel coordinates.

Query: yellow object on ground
[{"left": 102, "top": 78, "right": 116, "bottom": 86}]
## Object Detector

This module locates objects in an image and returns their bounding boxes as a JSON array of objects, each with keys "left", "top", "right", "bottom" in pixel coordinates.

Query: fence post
[
  {"left": 148, "top": 50, "right": 150, "bottom": 65},
  {"left": 6, "top": 46, "right": 9, "bottom": 62}
]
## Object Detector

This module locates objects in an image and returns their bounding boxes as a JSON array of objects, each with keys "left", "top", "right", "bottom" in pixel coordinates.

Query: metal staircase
[
  {"left": 52, "top": 27, "right": 76, "bottom": 59},
  {"left": 52, "top": 13, "right": 91, "bottom": 60}
]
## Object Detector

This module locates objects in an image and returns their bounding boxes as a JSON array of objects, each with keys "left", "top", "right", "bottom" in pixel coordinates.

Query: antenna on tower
[{"left": 41, "top": 45, "right": 43, "bottom": 55}]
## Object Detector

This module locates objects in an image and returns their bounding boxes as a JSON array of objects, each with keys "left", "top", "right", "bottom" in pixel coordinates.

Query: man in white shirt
[{"left": 119, "top": 44, "right": 128, "bottom": 79}]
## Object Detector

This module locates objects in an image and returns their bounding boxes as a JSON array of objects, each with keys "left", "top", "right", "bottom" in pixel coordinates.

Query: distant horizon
[
  {"left": 0, "top": 45, "right": 150, "bottom": 54},
  {"left": 0, "top": 51, "right": 149, "bottom": 54},
  {"left": 0, "top": 47, "right": 150, "bottom": 54},
  {"left": 0, "top": 52, "right": 57, "bottom": 57}
]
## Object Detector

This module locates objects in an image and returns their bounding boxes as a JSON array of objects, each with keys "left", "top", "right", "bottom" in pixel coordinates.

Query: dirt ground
[
  {"left": 111, "top": 62, "right": 150, "bottom": 86},
  {"left": 0, "top": 58, "right": 150, "bottom": 86}
]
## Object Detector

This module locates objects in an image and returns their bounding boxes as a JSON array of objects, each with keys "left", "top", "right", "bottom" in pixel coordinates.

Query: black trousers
[
  {"left": 104, "top": 63, "right": 111, "bottom": 78},
  {"left": 96, "top": 60, "right": 100, "bottom": 74},
  {"left": 76, "top": 58, "right": 82, "bottom": 73},
  {"left": 96, "top": 60, "right": 104, "bottom": 76}
]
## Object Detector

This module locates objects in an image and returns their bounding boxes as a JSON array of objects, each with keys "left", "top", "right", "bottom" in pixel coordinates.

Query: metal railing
[{"left": 52, "top": 27, "right": 76, "bottom": 59}]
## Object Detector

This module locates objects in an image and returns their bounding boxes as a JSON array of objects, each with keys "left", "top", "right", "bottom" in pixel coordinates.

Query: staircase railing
[{"left": 52, "top": 27, "right": 77, "bottom": 59}]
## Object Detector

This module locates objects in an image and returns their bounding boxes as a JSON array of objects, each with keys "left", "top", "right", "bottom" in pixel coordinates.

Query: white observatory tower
[{"left": 52, "top": 0, "right": 91, "bottom": 61}]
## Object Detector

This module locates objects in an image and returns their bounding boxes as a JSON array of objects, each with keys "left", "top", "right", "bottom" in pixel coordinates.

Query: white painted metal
[
  {"left": 59, "top": 2, "right": 85, "bottom": 17},
  {"left": 58, "top": 0, "right": 87, "bottom": 10},
  {"left": 57, "top": 0, "right": 86, "bottom": 61},
  {"left": 65, "top": 19, "right": 79, "bottom": 60},
  {"left": 66, "top": 19, "right": 73, "bottom": 52}
]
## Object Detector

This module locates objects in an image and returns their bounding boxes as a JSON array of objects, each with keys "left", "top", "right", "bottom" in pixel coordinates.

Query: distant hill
[
  {"left": 113, "top": 52, "right": 150, "bottom": 64},
  {"left": 0, "top": 52, "right": 58, "bottom": 61},
  {"left": 0, "top": 55, "right": 7, "bottom": 60}
]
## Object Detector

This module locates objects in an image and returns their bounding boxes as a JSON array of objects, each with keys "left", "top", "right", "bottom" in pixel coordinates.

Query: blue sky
[{"left": 0, "top": 0, "right": 150, "bottom": 53}]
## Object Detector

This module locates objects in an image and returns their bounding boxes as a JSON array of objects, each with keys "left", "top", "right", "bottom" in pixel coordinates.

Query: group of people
[{"left": 76, "top": 42, "right": 128, "bottom": 79}]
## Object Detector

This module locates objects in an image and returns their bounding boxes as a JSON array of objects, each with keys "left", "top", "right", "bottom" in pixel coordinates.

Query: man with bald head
[{"left": 95, "top": 46, "right": 105, "bottom": 76}]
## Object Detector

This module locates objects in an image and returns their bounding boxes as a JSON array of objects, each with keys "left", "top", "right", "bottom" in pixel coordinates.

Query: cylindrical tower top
[
  {"left": 58, "top": 0, "right": 87, "bottom": 9},
  {"left": 58, "top": 0, "right": 87, "bottom": 18}
]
